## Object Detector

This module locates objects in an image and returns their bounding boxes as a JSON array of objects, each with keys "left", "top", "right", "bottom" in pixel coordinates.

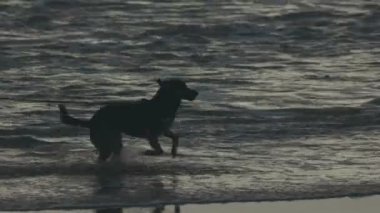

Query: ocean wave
[
  {"left": 183, "top": 104, "right": 380, "bottom": 141},
  {"left": 364, "top": 97, "right": 380, "bottom": 106},
  {"left": 37, "top": 0, "right": 80, "bottom": 9},
  {"left": 1, "top": 0, "right": 380, "bottom": 210},
  {"left": 0, "top": 160, "right": 236, "bottom": 178},
  {"left": 140, "top": 22, "right": 275, "bottom": 39},
  {"left": 0, "top": 136, "right": 61, "bottom": 149},
  {"left": 273, "top": 10, "right": 344, "bottom": 21}
]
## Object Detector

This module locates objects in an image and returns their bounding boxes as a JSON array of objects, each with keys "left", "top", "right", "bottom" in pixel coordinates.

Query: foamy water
[{"left": 1, "top": 0, "right": 380, "bottom": 210}]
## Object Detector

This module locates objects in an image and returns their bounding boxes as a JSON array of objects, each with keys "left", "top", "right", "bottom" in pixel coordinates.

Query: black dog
[{"left": 58, "top": 79, "right": 198, "bottom": 162}]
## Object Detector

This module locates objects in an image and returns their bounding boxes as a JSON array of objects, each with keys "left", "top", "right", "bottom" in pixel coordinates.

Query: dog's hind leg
[
  {"left": 164, "top": 130, "right": 179, "bottom": 158},
  {"left": 90, "top": 127, "right": 122, "bottom": 162},
  {"left": 98, "top": 148, "right": 112, "bottom": 162},
  {"left": 110, "top": 140, "right": 123, "bottom": 162},
  {"left": 144, "top": 137, "right": 164, "bottom": 156}
]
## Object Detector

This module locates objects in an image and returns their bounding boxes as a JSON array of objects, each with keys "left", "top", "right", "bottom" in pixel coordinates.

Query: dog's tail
[{"left": 58, "top": 104, "right": 91, "bottom": 128}]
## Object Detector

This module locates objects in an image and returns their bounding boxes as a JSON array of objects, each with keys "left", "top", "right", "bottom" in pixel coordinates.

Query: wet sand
[{"left": 4, "top": 195, "right": 379, "bottom": 213}]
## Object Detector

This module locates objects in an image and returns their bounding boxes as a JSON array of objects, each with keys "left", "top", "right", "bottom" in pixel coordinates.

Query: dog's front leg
[
  {"left": 164, "top": 130, "right": 179, "bottom": 158},
  {"left": 144, "top": 137, "right": 164, "bottom": 156}
]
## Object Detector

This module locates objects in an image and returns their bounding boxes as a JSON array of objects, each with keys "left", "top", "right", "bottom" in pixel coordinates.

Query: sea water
[{"left": 0, "top": 0, "right": 380, "bottom": 210}]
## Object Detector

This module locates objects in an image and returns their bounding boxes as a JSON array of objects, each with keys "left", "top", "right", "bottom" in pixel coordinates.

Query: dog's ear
[{"left": 156, "top": 78, "right": 162, "bottom": 86}]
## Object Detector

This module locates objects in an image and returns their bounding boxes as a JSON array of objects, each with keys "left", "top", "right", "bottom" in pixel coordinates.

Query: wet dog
[{"left": 58, "top": 79, "right": 198, "bottom": 162}]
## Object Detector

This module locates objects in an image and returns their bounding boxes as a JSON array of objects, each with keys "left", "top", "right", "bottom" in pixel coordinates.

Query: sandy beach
[{"left": 3, "top": 196, "right": 379, "bottom": 213}]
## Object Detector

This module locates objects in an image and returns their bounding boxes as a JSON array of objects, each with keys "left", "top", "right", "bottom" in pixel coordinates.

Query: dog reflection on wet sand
[
  {"left": 96, "top": 205, "right": 180, "bottom": 213},
  {"left": 59, "top": 79, "right": 198, "bottom": 162}
]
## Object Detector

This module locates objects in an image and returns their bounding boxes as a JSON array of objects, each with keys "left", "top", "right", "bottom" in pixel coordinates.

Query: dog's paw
[
  {"left": 143, "top": 150, "right": 163, "bottom": 156},
  {"left": 171, "top": 149, "right": 177, "bottom": 158},
  {"left": 58, "top": 104, "right": 68, "bottom": 115}
]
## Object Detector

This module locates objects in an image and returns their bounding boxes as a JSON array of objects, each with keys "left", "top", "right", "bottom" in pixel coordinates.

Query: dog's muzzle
[{"left": 183, "top": 89, "right": 198, "bottom": 101}]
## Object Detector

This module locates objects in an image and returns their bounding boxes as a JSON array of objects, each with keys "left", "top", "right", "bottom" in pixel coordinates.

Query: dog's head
[{"left": 157, "top": 79, "right": 198, "bottom": 101}]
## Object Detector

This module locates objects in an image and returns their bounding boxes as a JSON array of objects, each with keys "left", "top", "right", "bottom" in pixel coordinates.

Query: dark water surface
[{"left": 1, "top": 0, "right": 380, "bottom": 210}]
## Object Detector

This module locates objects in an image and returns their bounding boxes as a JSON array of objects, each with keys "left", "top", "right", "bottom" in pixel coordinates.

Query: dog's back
[{"left": 90, "top": 98, "right": 174, "bottom": 138}]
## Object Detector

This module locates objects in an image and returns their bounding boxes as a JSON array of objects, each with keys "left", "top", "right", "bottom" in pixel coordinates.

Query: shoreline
[{"left": 2, "top": 195, "right": 379, "bottom": 213}]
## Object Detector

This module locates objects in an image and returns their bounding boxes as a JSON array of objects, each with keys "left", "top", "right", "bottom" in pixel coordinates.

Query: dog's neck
[{"left": 151, "top": 89, "right": 181, "bottom": 117}]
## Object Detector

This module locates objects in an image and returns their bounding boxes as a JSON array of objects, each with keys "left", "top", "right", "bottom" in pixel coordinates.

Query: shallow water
[
  {"left": 1, "top": 0, "right": 380, "bottom": 210},
  {"left": 4, "top": 196, "right": 380, "bottom": 213}
]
